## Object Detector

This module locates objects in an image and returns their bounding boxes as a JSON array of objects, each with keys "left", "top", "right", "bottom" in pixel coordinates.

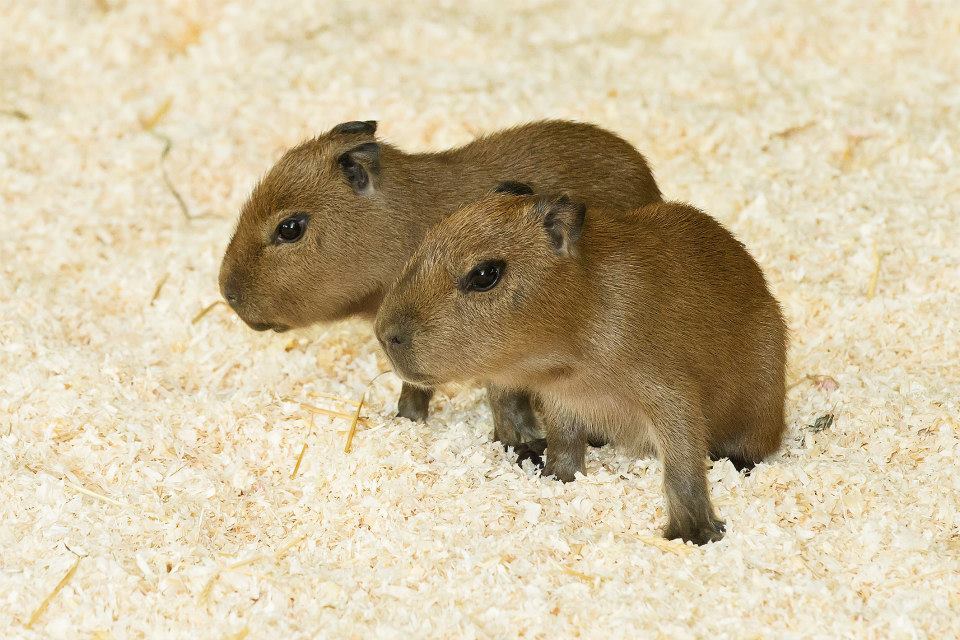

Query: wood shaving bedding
[{"left": 1, "top": 1, "right": 958, "bottom": 638}]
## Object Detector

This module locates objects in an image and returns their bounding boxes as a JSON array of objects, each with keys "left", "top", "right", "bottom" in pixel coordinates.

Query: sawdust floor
[{"left": 2, "top": 1, "right": 959, "bottom": 638}]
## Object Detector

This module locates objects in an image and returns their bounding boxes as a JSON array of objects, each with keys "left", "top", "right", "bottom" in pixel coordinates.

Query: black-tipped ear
[
  {"left": 338, "top": 142, "right": 380, "bottom": 195},
  {"left": 494, "top": 181, "right": 535, "bottom": 196},
  {"left": 532, "top": 195, "right": 586, "bottom": 256},
  {"left": 331, "top": 120, "right": 377, "bottom": 136}
]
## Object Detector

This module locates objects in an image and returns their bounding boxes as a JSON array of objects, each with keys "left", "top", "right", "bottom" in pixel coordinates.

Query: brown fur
[
  {"left": 218, "top": 120, "right": 661, "bottom": 438},
  {"left": 375, "top": 193, "right": 788, "bottom": 545}
]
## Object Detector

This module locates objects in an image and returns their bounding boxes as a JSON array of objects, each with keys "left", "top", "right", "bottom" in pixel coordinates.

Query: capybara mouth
[
  {"left": 240, "top": 319, "right": 290, "bottom": 333},
  {"left": 389, "top": 364, "right": 436, "bottom": 388}
]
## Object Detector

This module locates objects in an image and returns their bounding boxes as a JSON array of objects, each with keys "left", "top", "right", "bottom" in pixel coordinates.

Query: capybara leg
[
  {"left": 542, "top": 411, "right": 586, "bottom": 483},
  {"left": 397, "top": 383, "right": 433, "bottom": 422},
  {"left": 488, "top": 386, "right": 542, "bottom": 447},
  {"left": 656, "top": 412, "right": 725, "bottom": 545}
]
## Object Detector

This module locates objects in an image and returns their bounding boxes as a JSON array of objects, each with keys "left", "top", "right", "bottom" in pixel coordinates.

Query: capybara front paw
[
  {"left": 396, "top": 385, "right": 433, "bottom": 422},
  {"left": 664, "top": 517, "right": 726, "bottom": 545},
  {"left": 543, "top": 458, "right": 580, "bottom": 483},
  {"left": 512, "top": 439, "right": 547, "bottom": 468},
  {"left": 397, "top": 398, "right": 429, "bottom": 422}
]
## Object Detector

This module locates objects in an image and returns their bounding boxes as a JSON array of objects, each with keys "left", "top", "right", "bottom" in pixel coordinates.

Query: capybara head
[
  {"left": 375, "top": 185, "right": 586, "bottom": 388},
  {"left": 218, "top": 120, "right": 400, "bottom": 332}
]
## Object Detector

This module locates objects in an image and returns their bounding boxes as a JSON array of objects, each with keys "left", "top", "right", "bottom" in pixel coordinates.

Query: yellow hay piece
[
  {"left": 27, "top": 556, "right": 82, "bottom": 629},
  {"left": 138, "top": 97, "right": 174, "bottom": 131},
  {"left": 191, "top": 301, "right": 225, "bottom": 325}
]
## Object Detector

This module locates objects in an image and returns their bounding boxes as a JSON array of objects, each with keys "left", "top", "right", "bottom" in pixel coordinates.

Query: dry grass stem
[
  {"left": 139, "top": 97, "right": 174, "bottom": 131},
  {"left": 149, "top": 131, "right": 199, "bottom": 222},
  {"left": 562, "top": 566, "right": 595, "bottom": 582},
  {"left": 1, "top": 108, "right": 30, "bottom": 120},
  {"left": 27, "top": 556, "right": 82, "bottom": 629},
  {"left": 290, "top": 443, "right": 309, "bottom": 480},
  {"left": 299, "top": 402, "right": 355, "bottom": 421},
  {"left": 772, "top": 121, "right": 814, "bottom": 139},
  {"left": 341, "top": 371, "right": 392, "bottom": 454},
  {"left": 309, "top": 391, "right": 361, "bottom": 406},
  {"left": 200, "top": 534, "right": 307, "bottom": 603},
  {"left": 150, "top": 273, "right": 170, "bottom": 304},
  {"left": 191, "top": 301, "right": 225, "bottom": 325},
  {"left": 290, "top": 415, "right": 315, "bottom": 479},
  {"left": 631, "top": 534, "right": 694, "bottom": 556},
  {"left": 343, "top": 391, "right": 366, "bottom": 454},
  {"left": 63, "top": 479, "right": 124, "bottom": 508}
]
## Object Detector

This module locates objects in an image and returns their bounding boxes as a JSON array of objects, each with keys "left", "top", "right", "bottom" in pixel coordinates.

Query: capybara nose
[
  {"left": 380, "top": 323, "right": 410, "bottom": 349},
  {"left": 221, "top": 278, "right": 241, "bottom": 309}
]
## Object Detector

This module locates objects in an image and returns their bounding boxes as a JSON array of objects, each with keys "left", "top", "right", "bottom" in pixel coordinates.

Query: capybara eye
[
  {"left": 461, "top": 260, "right": 505, "bottom": 292},
  {"left": 275, "top": 215, "right": 307, "bottom": 243}
]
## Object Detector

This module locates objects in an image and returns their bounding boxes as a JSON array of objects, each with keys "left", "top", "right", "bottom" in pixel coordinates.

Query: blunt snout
[
  {"left": 217, "top": 260, "right": 286, "bottom": 332},
  {"left": 221, "top": 279, "right": 240, "bottom": 307},
  {"left": 218, "top": 258, "right": 241, "bottom": 308},
  {"left": 380, "top": 324, "right": 410, "bottom": 349},
  {"left": 219, "top": 270, "right": 251, "bottom": 321},
  {"left": 376, "top": 312, "right": 415, "bottom": 353},
  {"left": 376, "top": 310, "right": 427, "bottom": 381}
]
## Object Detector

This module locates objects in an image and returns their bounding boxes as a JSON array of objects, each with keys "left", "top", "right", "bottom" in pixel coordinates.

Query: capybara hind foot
[{"left": 710, "top": 452, "right": 758, "bottom": 474}]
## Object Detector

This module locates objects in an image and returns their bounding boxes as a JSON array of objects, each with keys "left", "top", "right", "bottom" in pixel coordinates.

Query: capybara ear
[
  {"left": 532, "top": 194, "right": 586, "bottom": 256},
  {"left": 337, "top": 142, "right": 381, "bottom": 195},
  {"left": 330, "top": 120, "right": 377, "bottom": 136},
  {"left": 493, "top": 181, "right": 535, "bottom": 196}
]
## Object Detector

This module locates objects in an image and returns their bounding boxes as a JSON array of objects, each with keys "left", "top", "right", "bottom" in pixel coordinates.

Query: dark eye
[
  {"left": 461, "top": 260, "right": 505, "bottom": 292},
  {"left": 275, "top": 215, "right": 307, "bottom": 243}
]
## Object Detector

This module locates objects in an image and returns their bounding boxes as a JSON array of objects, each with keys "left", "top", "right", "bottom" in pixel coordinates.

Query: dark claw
[
  {"left": 587, "top": 436, "right": 607, "bottom": 448},
  {"left": 397, "top": 409, "right": 428, "bottom": 422},
  {"left": 709, "top": 452, "right": 758, "bottom": 475},
  {"left": 513, "top": 439, "right": 547, "bottom": 468},
  {"left": 729, "top": 456, "right": 757, "bottom": 474},
  {"left": 397, "top": 405, "right": 428, "bottom": 422},
  {"left": 664, "top": 517, "right": 726, "bottom": 545}
]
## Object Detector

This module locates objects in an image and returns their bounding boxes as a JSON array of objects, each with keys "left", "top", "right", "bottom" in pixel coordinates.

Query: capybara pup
[{"left": 375, "top": 189, "right": 787, "bottom": 544}]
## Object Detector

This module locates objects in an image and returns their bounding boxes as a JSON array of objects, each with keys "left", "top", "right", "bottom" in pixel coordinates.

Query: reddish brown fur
[
  {"left": 218, "top": 120, "right": 661, "bottom": 435},
  {"left": 219, "top": 120, "right": 659, "bottom": 329},
  {"left": 376, "top": 194, "right": 787, "bottom": 544}
]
